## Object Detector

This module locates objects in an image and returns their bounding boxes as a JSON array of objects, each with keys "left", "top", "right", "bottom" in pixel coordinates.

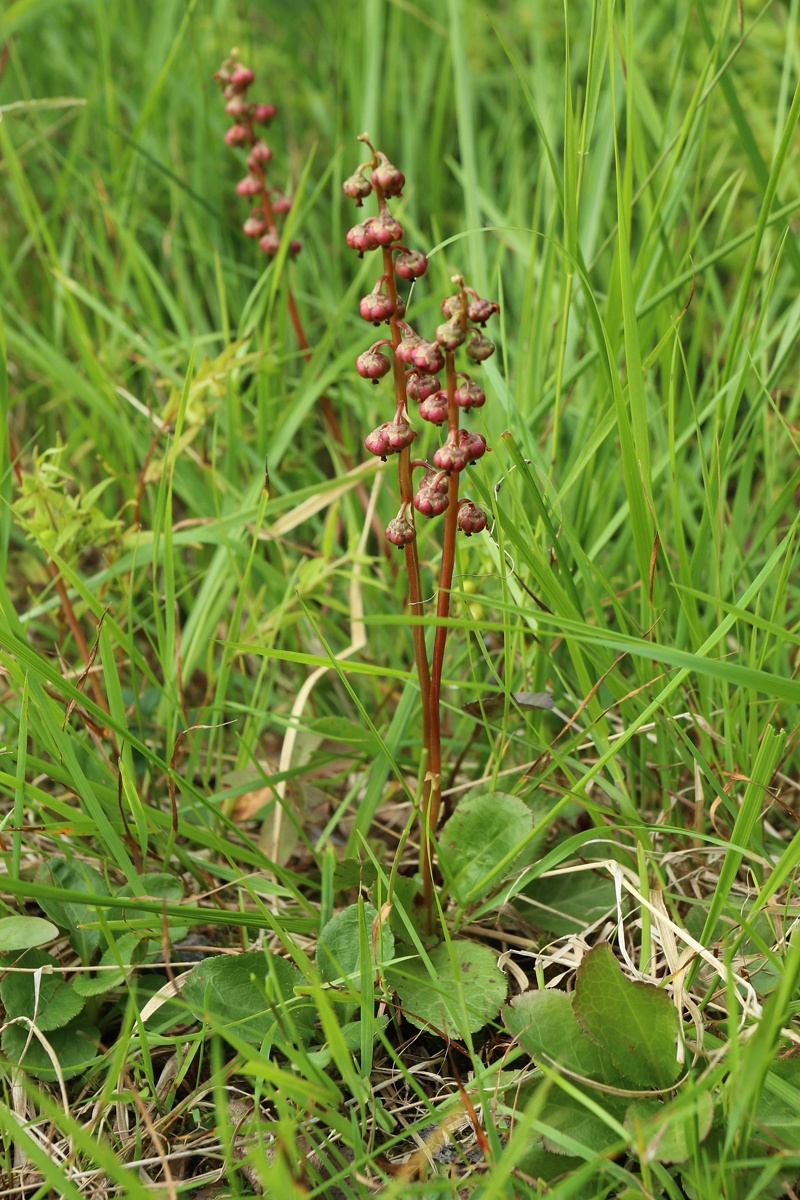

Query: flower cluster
[
  {"left": 214, "top": 50, "right": 300, "bottom": 258},
  {"left": 344, "top": 135, "right": 497, "bottom": 545}
]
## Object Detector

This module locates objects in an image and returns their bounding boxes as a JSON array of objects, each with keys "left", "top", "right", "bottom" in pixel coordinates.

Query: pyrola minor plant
[
  {"left": 215, "top": 50, "right": 381, "bottom": 510},
  {"left": 214, "top": 50, "right": 301, "bottom": 259},
  {"left": 344, "top": 133, "right": 498, "bottom": 929}
]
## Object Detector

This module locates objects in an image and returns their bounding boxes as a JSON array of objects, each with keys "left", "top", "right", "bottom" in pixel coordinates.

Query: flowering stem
[
  {"left": 422, "top": 347, "right": 460, "bottom": 931},
  {"left": 216, "top": 53, "right": 364, "bottom": 505},
  {"left": 381, "top": 246, "right": 432, "bottom": 771}
]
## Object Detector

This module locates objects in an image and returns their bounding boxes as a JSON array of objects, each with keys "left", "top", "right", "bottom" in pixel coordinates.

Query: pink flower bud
[
  {"left": 236, "top": 174, "right": 262, "bottom": 197},
  {"left": 420, "top": 468, "right": 449, "bottom": 495},
  {"left": 467, "top": 297, "right": 499, "bottom": 325},
  {"left": 466, "top": 331, "right": 495, "bottom": 363},
  {"left": 458, "top": 429, "right": 488, "bottom": 463},
  {"left": 356, "top": 348, "right": 392, "bottom": 381},
  {"left": 259, "top": 230, "right": 281, "bottom": 255},
  {"left": 343, "top": 173, "right": 372, "bottom": 204},
  {"left": 253, "top": 103, "right": 277, "bottom": 123},
  {"left": 394, "top": 249, "right": 428, "bottom": 280},
  {"left": 289, "top": 239, "right": 303, "bottom": 256},
  {"left": 394, "top": 296, "right": 407, "bottom": 319},
  {"left": 359, "top": 291, "right": 395, "bottom": 325},
  {"left": 405, "top": 372, "right": 441, "bottom": 402},
  {"left": 442, "top": 293, "right": 464, "bottom": 319},
  {"left": 365, "top": 423, "right": 392, "bottom": 457},
  {"left": 386, "top": 513, "right": 416, "bottom": 546},
  {"left": 243, "top": 215, "right": 268, "bottom": 237},
  {"left": 225, "top": 124, "right": 251, "bottom": 146},
  {"left": 418, "top": 393, "right": 449, "bottom": 425},
  {"left": 371, "top": 161, "right": 405, "bottom": 197},
  {"left": 247, "top": 141, "right": 273, "bottom": 168},
  {"left": 454, "top": 376, "right": 485, "bottom": 410},
  {"left": 413, "top": 486, "right": 449, "bottom": 517},
  {"left": 410, "top": 340, "right": 445, "bottom": 373},
  {"left": 363, "top": 213, "right": 403, "bottom": 246},
  {"left": 346, "top": 222, "right": 378, "bottom": 256},
  {"left": 271, "top": 190, "right": 292, "bottom": 214},
  {"left": 225, "top": 98, "right": 249, "bottom": 117},
  {"left": 457, "top": 500, "right": 488, "bottom": 535},
  {"left": 433, "top": 441, "right": 469, "bottom": 473},
  {"left": 229, "top": 66, "right": 255, "bottom": 90},
  {"left": 385, "top": 418, "right": 416, "bottom": 451},
  {"left": 394, "top": 328, "right": 424, "bottom": 365},
  {"left": 435, "top": 320, "right": 466, "bottom": 351}
]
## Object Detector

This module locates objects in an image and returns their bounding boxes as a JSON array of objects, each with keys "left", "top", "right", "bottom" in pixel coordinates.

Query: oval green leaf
[
  {"left": 503, "top": 989, "right": 618, "bottom": 1086},
  {"left": 181, "top": 950, "right": 316, "bottom": 1046},
  {"left": 392, "top": 940, "right": 506, "bottom": 1037},
  {"left": 1, "top": 1016, "right": 100, "bottom": 1081},
  {"left": 316, "top": 902, "right": 395, "bottom": 994},
  {"left": 438, "top": 792, "right": 542, "bottom": 906},
  {"left": 0, "top": 948, "right": 85, "bottom": 1032},
  {"left": 0, "top": 916, "right": 59, "bottom": 951},
  {"left": 73, "top": 933, "right": 148, "bottom": 997},
  {"left": 574, "top": 944, "right": 680, "bottom": 1089}
]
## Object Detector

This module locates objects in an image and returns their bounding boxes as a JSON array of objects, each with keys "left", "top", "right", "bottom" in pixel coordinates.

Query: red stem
[
  {"left": 422, "top": 347, "right": 460, "bottom": 930},
  {"left": 378, "top": 245, "right": 432, "bottom": 768}
]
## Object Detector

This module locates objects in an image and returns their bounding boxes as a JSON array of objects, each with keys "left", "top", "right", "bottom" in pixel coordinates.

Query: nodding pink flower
[
  {"left": 371, "top": 159, "right": 405, "bottom": 197},
  {"left": 343, "top": 173, "right": 373, "bottom": 204},
  {"left": 394, "top": 249, "right": 428, "bottom": 279},
  {"left": 433, "top": 440, "right": 469, "bottom": 473},
  {"left": 356, "top": 346, "right": 392, "bottom": 381},
  {"left": 394, "top": 326, "right": 424, "bottom": 365},
  {"left": 259, "top": 230, "right": 281, "bottom": 255},
  {"left": 410, "top": 340, "right": 445, "bottom": 374},
  {"left": 386, "top": 418, "right": 416, "bottom": 451},
  {"left": 236, "top": 174, "right": 262, "bottom": 197},
  {"left": 359, "top": 280, "right": 395, "bottom": 325},
  {"left": 271, "top": 190, "right": 292, "bottom": 214},
  {"left": 243, "top": 214, "right": 268, "bottom": 237},
  {"left": 229, "top": 65, "right": 256, "bottom": 90},
  {"left": 441, "top": 293, "right": 464, "bottom": 319},
  {"left": 253, "top": 103, "right": 277, "bottom": 123},
  {"left": 365, "top": 423, "right": 392, "bottom": 458},
  {"left": 457, "top": 500, "right": 488, "bottom": 535},
  {"left": 405, "top": 371, "right": 441, "bottom": 402},
  {"left": 386, "top": 510, "right": 416, "bottom": 546},
  {"left": 225, "top": 123, "right": 251, "bottom": 146},
  {"left": 419, "top": 467, "right": 449, "bottom": 495},
  {"left": 364, "top": 417, "right": 415, "bottom": 456},
  {"left": 453, "top": 376, "right": 486, "bottom": 410},
  {"left": 457, "top": 429, "right": 488, "bottom": 463},
  {"left": 467, "top": 296, "right": 499, "bottom": 325},
  {"left": 418, "top": 393, "right": 449, "bottom": 425},
  {"left": 247, "top": 141, "right": 273, "bottom": 168},
  {"left": 435, "top": 321, "right": 466, "bottom": 351},
  {"left": 363, "top": 212, "right": 404, "bottom": 246},
  {"left": 225, "top": 97, "right": 249, "bottom": 117},
  {"left": 346, "top": 222, "right": 379, "bottom": 255},
  {"left": 466, "top": 330, "right": 495, "bottom": 363},
  {"left": 288, "top": 238, "right": 302, "bottom": 256},
  {"left": 414, "top": 485, "right": 449, "bottom": 517}
]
